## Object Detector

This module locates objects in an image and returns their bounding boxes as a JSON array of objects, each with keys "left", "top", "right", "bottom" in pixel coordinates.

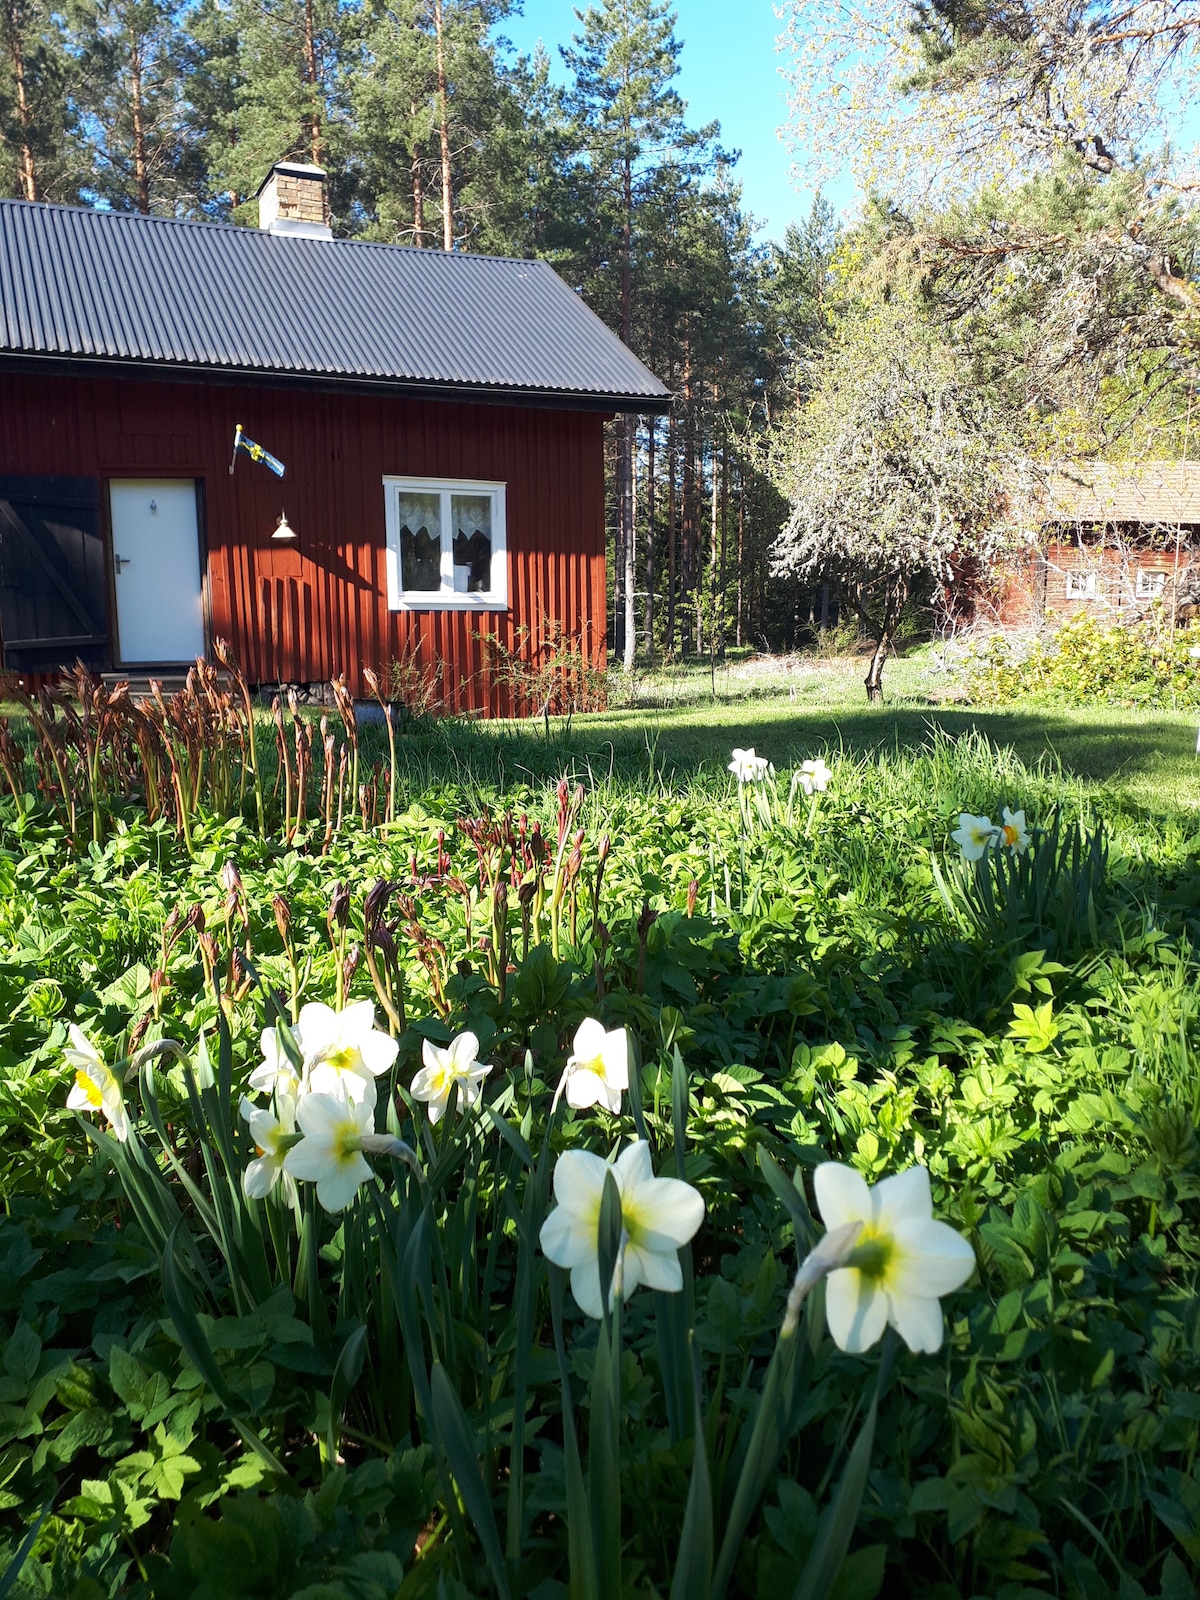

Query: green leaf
[
  {"left": 667, "top": 1339, "right": 712, "bottom": 1600},
  {"left": 429, "top": 1362, "right": 511, "bottom": 1600},
  {"left": 792, "top": 1393, "right": 879, "bottom": 1600},
  {"left": 326, "top": 1324, "right": 367, "bottom": 1466}
]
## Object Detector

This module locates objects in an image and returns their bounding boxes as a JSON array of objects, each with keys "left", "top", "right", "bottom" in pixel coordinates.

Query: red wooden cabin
[{"left": 0, "top": 166, "right": 669, "bottom": 712}]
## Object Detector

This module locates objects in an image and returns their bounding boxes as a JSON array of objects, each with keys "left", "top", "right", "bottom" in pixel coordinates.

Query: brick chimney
[{"left": 256, "top": 162, "right": 332, "bottom": 239}]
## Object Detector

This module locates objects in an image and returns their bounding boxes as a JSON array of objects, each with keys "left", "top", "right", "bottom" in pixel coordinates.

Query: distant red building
[
  {"left": 989, "top": 461, "right": 1200, "bottom": 628},
  {"left": 0, "top": 166, "right": 669, "bottom": 712}
]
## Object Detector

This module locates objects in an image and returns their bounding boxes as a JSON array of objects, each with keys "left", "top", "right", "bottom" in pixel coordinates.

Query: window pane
[
  {"left": 451, "top": 494, "right": 492, "bottom": 593},
  {"left": 398, "top": 491, "right": 442, "bottom": 591}
]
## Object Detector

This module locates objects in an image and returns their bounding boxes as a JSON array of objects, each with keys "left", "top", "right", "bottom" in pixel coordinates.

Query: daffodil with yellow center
[
  {"left": 64, "top": 1023, "right": 130, "bottom": 1143},
  {"left": 410, "top": 1031, "right": 492, "bottom": 1123},
  {"left": 554, "top": 1018, "right": 629, "bottom": 1115},
  {"left": 539, "top": 1141, "right": 705, "bottom": 1319},
  {"left": 282, "top": 1085, "right": 410, "bottom": 1212},
  {"left": 999, "top": 807, "right": 1030, "bottom": 853},
  {"left": 811, "top": 1163, "right": 975, "bottom": 1353}
]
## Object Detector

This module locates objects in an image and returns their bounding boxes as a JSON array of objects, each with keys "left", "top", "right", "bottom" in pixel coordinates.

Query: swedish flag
[{"left": 230, "top": 424, "right": 286, "bottom": 478}]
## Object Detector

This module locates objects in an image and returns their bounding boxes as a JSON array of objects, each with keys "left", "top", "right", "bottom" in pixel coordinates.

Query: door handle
[{"left": 115, "top": 554, "right": 131, "bottom": 573}]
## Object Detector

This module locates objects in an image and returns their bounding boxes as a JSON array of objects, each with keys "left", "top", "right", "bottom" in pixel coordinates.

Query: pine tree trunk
[
  {"left": 303, "top": 0, "right": 322, "bottom": 167},
  {"left": 411, "top": 101, "right": 425, "bottom": 240},
  {"left": 667, "top": 402, "right": 676, "bottom": 656},
  {"left": 6, "top": 1, "right": 37, "bottom": 200},
  {"left": 130, "top": 43, "right": 150, "bottom": 213},
  {"left": 681, "top": 336, "right": 695, "bottom": 654},
  {"left": 735, "top": 467, "right": 745, "bottom": 648},
  {"left": 434, "top": 0, "right": 453, "bottom": 249},
  {"left": 645, "top": 416, "right": 655, "bottom": 659},
  {"left": 623, "top": 417, "right": 636, "bottom": 671}
]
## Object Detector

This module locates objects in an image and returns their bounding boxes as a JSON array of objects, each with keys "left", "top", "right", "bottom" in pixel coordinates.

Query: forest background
[{"left": 2, "top": 0, "right": 1199, "bottom": 673}]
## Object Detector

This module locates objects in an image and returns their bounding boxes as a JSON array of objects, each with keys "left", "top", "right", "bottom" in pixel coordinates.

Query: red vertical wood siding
[{"left": 0, "top": 369, "right": 609, "bottom": 711}]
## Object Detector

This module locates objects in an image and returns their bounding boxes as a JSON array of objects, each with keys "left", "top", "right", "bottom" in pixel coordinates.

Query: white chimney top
[{"left": 257, "top": 162, "right": 332, "bottom": 239}]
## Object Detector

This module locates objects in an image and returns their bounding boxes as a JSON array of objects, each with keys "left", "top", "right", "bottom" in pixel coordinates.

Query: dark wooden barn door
[{"left": 0, "top": 476, "right": 110, "bottom": 673}]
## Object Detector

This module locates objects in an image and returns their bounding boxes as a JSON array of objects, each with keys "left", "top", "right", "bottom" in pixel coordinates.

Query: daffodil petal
[
  {"left": 625, "top": 1241, "right": 683, "bottom": 1294},
  {"left": 571, "top": 1017, "right": 608, "bottom": 1060},
  {"left": 569, "top": 1260, "right": 606, "bottom": 1320},
  {"left": 629, "top": 1183, "right": 705, "bottom": 1250},
  {"left": 564, "top": 1068, "right": 609, "bottom": 1110},
  {"left": 600, "top": 1029, "right": 630, "bottom": 1089},
  {"left": 889, "top": 1219, "right": 975, "bottom": 1295},
  {"left": 358, "top": 1031, "right": 399, "bottom": 1077},
  {"left": 551, "top": 1148, "right": 608, "bottom": 1214},
  {"left": 613, "top": 1140, "right": 655, "bottom": 1187},
  {"left": 886, "top": 1290, "right": 946, "bottom": 1353},
  {"left": 243, "top": 1156, "right": 278, "bottom": 1199},
  {"left": 813, "top": 1163, "right": 873, "bottom": 1230},
  {"left": 872, "top": 1165, "right": 933, "bottom": 1229},
  {"left": 825, "top": 1268, "right": 889, "bottom": 1354},
  {"left": 540, "top": 1205, "right": 596, "bottom": 1270},
  {"left": 315, "top": 1156, "right": 371, "bottom": 1213}
]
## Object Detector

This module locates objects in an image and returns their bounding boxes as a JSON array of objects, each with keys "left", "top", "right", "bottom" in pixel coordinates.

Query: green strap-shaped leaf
[
  {"left": 0, "top": 1498, "right": 52, "bottom": 1600},
  {"left": 326, "top": 1323, "right": 368, "bottom": 1467},
  {"left": 668, "top": 1340, "right": 711, "bottom": 1600},
  {"left": 160, "top": 1222, "right": 285, "bottom": 1476},
  {"left": 430, "top": 1362, "right": 512, "bottom": 1600},
  {"left": 791, "top": 1392, "right": 879, "bottom": 1600}
]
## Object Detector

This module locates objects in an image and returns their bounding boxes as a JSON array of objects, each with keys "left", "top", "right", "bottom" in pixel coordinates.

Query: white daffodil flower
[
  {"left": 249, "top": 1023, "right": 304, "bottom": 1100},
  {"left": 282, "top": 1087, "right": 409, "bottom": 1213},
  {"left": 254, "top": 1001, "right": 398, "bottom": 1106},
  {"left": 999, "top": 807, "right": 1031, "bottom": 854},
  {"left": 410, "top": 1031, "right": 492, "bottom": 1124},
  {"left": 239, "top": 1092, "right": 298, "bottom": 1202},
  {"left": 951, "top": 812, "right": 1000, "bottom": 862},
  {"left": 728, "top": 747, "right": 773, "bottom": 783},
  {"left": 555, "top": 1018, "right": 629, "bottom": 1115},
  {"left": 65, "top": 1024, "right": 130, "bottom": 1143},
  {"left": 813, "top": 1163, "right": 975, "bottom": 1354},
  {"left": 539, "top": 1140, "right": 705, "bottom": 1319},
  {"left": 797, "top": 757, "right": 832, "bottom": 795}
]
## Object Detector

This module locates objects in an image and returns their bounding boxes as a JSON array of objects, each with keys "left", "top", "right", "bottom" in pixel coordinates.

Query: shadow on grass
[{"left": 390, "top": 699, "right": 1197, "bottom": 799}]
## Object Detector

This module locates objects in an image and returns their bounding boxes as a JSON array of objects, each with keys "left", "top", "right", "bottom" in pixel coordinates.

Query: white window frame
[
  {"left": 383, "top": 476, "right": 507, "bottom": 611},
  {"left": 1135, "top": 568, "right": 1168, "bottom": 599},
  {"left": 1064, "top": 570, "right": 1097, "bottom": 599}
]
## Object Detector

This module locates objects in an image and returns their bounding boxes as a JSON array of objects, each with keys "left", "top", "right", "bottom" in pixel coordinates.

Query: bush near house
[{"left": 964, "top": 611, "right": 1200, "bottom": 707}]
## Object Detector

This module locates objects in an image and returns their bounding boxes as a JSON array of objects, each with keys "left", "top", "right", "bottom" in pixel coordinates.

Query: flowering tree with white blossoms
[{"left": 770, "top": 300, "right": 1035, "bottom": 701}]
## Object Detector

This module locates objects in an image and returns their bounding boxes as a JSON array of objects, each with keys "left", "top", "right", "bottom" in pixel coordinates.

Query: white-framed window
[
  {"left": 1135, "top": 568, "right": 1168, "bottom": 599},
  {"left": 1065, "top": 570, "right": 1097, "bottom": 599},
  {"left": 383, "top": 477, "right": 507, "bottom": 611}
]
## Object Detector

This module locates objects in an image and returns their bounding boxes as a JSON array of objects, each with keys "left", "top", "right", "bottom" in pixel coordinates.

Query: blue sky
[
  {"left": 500, "top": 0, "right": 1200, "bottom": 247},
  {"left": 500, "top": 0, "right": 827, "bottom": 243}
]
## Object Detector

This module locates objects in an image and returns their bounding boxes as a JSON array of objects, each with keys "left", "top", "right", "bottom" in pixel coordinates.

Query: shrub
[{"left": 964, "top": 610, "right": 1200, "bottom": 706}]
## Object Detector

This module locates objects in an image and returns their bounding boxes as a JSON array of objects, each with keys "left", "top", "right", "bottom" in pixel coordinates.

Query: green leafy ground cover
[{"left": 3, "top": 689, "right": 1200, "bottom": 1599}]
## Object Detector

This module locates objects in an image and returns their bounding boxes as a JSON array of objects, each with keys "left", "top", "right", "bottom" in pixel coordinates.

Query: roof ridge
[{"left": 0, "top": 196, "right": 567, "bottom": 269}]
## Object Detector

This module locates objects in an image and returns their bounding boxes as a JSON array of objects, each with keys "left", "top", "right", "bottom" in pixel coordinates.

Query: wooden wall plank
[{"left": 0, "top": 370, "right": 608, "bottom": 710}]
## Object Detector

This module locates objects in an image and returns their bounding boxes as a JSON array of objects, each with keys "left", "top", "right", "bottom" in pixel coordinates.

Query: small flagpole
[{"left": 229, "top": 424, "right": 243, "bottom": 476}]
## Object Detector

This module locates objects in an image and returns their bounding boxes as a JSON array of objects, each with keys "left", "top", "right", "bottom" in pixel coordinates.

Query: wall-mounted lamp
[{"left": 272, "top": 509, "right": 297, "bottom": 541}]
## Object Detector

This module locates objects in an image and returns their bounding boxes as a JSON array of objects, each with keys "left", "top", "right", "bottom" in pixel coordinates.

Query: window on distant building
[
  {"left": 383, "top": 477, "right": 507, "bottom": 610},
  {"left": 1064, "top": 570, "right": 1097, "bottom": 599},
  {"left": 1135, "top": 568, "right": 1168, "bottom": 599}
]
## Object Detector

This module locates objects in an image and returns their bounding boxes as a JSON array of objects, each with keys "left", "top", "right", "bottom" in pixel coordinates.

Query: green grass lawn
[{"left": 410, "top": 654, "right": 1200, "bottom": 817}]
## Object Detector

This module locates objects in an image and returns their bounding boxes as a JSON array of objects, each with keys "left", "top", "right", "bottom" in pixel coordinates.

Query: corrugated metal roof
[
  {"left": 1044, "top": 461, "right": 1200, "bottom": 524},
  {"left": 0, "top": 199, "right": 670, "bottom": 411}
]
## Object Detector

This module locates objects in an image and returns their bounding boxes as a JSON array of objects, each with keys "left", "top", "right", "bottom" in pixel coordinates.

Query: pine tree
[
  {"left": 0, "top": 0, "right": 76, "bottom": 201},
  {"left": 69, "top": 0, "right": 204, "bottom": 213},
  {"left": 563, "top": 0, "right": 714, "bottom": 668}
]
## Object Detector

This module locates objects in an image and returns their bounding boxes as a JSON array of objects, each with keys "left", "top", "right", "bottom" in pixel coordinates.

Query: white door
[{"left": 110, "top": 480, "right": 206, "bottom": 664}]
